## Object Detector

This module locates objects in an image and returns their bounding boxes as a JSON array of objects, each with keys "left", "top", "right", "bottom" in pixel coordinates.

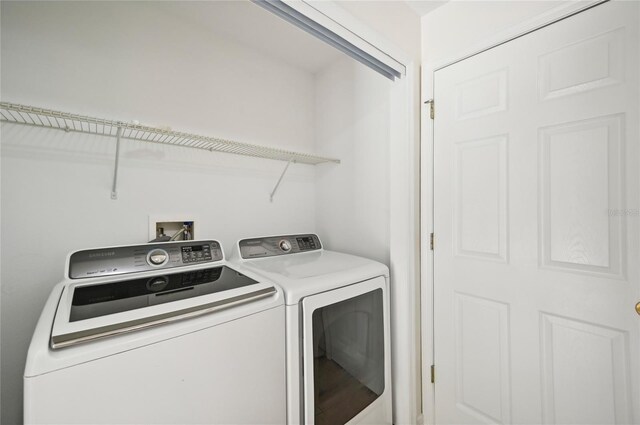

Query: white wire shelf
[
  {"left": 1, "top": 102, "right": 339, "bottom": 201},
  {"left": 0, "top": 102, "right": 340, "bottom": 165}
]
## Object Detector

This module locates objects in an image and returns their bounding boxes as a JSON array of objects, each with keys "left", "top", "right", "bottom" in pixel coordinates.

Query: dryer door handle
[{"left": 51, "top": 286, "right": 277, "bottom": 349}]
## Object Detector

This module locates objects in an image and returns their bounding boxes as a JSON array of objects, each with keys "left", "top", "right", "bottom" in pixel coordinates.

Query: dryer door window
[{"left": 302, "top": 277, "right": 387, "bottom": 425}]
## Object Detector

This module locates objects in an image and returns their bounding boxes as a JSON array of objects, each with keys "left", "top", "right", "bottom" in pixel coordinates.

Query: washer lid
[
  {"left": 50, "top": 265, "right": 277, "bottom": 350},
  {"left": 69, "top": 266, "right": 257, "bottom": 322},
  {"left": 240, "top": 250, "right": 388, "bottom": 305}
]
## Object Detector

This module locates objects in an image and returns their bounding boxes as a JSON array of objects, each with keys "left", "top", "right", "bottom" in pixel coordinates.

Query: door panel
[
  {"left": 454, "top": 135, "right": 509, "bottom": 262},
  {"left": 433, "top": 2, "right": 639, "bottom": 423},
  {"left": 539, "top": 313, "right": 631, "bottom": 424},
  {"left": 454, "top": 293, "right": 511, "bottom": 424},
  {"left": 539, "top": 114, "right": 625, "bottom": 277}
]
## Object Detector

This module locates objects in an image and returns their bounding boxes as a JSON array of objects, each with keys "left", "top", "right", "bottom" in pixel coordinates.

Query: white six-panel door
[{"left": 433, "top": 2, "right": 639, "bottom": 423}]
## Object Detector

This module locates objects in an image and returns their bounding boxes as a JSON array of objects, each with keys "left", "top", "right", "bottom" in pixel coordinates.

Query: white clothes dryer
[
  {"left": 234, "top": 234, "right": 392, "bottom": 425},
  {"left": 24, "top": 240, "right": 286, "bottom": 425}
]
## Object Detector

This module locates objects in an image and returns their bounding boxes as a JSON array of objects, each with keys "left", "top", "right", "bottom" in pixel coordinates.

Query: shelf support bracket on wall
[
  {"left": 111, "top": 125, "right": 123, "bottom": 200},
  {"left": 270, "top": 157, "right": 295, "bottom": 202}
]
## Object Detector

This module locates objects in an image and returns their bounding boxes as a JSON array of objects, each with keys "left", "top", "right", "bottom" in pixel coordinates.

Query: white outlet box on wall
[{"left": 148, "top": 214, "right": 199, "bottom": 242}]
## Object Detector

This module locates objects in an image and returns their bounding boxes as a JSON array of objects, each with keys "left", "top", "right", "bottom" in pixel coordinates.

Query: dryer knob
[
  {"left": 148, "top": 249, "right": 169, "bottom": 266},
  {"left": 279, "top": 240, "right": 292, "bottom": 252}
]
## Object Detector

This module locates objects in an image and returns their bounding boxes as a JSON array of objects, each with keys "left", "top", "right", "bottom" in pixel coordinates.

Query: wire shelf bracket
[
  {"left": 270, "top": 157, "right": 295, "bottom": 202},
  {"left": 0, "top": 102, "right": 340, "bottom": 200},
  {"left": 111, "top": 126, "right": 123, "bottom": 200}
]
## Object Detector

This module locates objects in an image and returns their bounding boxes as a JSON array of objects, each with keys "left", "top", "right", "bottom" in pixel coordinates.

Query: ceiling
[
  {"left": 153, "top": 0, "right": 448, "bottom": 75},
  {"left": 157, "top": 1, "right": 343, "bottom": 75},
  {"left": 403, "top": 0, "right": 449, "bottom": 16}
]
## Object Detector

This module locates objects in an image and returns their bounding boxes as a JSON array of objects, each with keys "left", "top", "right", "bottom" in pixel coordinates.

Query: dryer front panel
[{"left": 301, "top": 276, "right": 391, "bottom": 425}]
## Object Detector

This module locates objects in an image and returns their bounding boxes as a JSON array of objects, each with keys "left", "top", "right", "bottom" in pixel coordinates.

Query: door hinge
[
  {"left": 430, "top": 365, "right": 435, "bottom": 383},
  {"left": 430, "top": 233, "right": 434, "bottom": 250},
  {"left": 425, "top": 99, "right": 434, "bottom": 119}
]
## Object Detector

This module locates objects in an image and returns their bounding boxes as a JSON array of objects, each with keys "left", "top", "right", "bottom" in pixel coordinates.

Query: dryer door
[{"left": 301, "top": 276, "right": 390, "bottom": 425}]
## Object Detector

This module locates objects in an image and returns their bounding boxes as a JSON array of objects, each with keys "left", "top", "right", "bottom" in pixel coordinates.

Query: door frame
[{"left": 419, "top": 1, "right": 607, "bottom": 423}]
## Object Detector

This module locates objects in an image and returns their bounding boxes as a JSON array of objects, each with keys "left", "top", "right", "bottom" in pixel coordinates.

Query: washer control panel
[
  {"left": 181, "top": 244, "right": 213, "bottom": 264},
  {"left": 69, "top": 240, "right": 223, "bottom": 279},
  {"left": 239, "top": 234, "right": 322, "bottom": 259}
]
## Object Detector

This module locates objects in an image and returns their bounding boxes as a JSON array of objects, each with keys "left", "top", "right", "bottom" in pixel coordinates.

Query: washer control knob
[
  {"left": 279, "top": 239, "right": 292, "bottom": 252},
  {"left": 147, "top": 249, "right": 168, "bottom": 266}
]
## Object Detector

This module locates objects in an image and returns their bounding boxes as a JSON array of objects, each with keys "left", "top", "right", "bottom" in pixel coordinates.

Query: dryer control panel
[
  {"left": 69, "top": 240, "right": 223, "bottom": 279},
  {"left": 239, "top": 234, "right": 322, "bottom": 259}
]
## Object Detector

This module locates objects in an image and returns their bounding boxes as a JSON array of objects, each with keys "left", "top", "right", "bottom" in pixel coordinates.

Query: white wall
[
  {"left": 1, "top": 2, "right": 318, "bottom": 424},
  {"left": 315, "top": 57, "right": 391, "bottom": 265}
]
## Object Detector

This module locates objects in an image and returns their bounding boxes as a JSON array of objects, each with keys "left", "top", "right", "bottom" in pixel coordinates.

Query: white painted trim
[
  {"left": 420, "top": 94, "right": 435, "bottom": 425},
  {"left": 420, "top": 2, "right": 610, "bottom": 424},
  {"left": 304, "top": 0, "right": 409, "bottom": 65},
  {"left": 285, "top": 0, "right": 407, "bottom": 76},
  {"left": 390, "top": 61, "right": 421, "bottom": 425}
]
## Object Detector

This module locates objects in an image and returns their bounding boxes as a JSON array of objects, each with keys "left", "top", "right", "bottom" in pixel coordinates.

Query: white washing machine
[
  {"left": 24, "top": 239, "right": 286, "bottom": 424},
  {"left": 233, "top": 234, "right": 392, "bottom": 425}
]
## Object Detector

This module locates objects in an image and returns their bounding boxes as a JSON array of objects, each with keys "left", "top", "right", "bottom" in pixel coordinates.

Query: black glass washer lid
[{"left": 70, "top": 266, "right": 258, "bottom": 322}]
